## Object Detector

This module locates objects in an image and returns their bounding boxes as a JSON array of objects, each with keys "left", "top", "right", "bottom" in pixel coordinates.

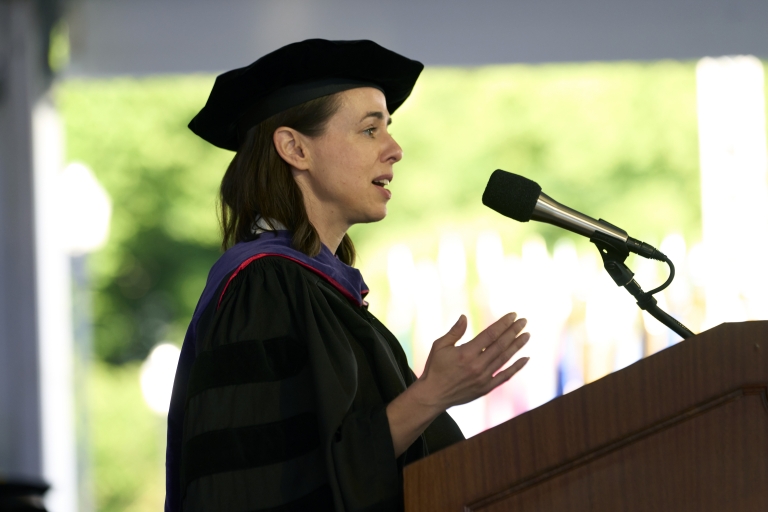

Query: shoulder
[
  {"left": 233, "top": 253, "right": 319, "bottom": 280},
  {"left": 196, "top": 256, "right": 321, "bottom": 353},
  {"left": 219, "top": 254, "right": 322, "bottom": 306}
]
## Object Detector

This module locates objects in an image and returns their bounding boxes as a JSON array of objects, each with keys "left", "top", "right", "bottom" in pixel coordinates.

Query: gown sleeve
[
  {"left": 180, "top": 256, "right": 402, "bottom": 512},
  {"left": 363, "top": 314, "right": 466, "bottom": 457}
]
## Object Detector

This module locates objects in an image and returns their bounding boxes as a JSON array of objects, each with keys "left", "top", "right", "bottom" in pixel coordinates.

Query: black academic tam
[{"left": 189, "top": 39, "right": 424, "bottom": 151}]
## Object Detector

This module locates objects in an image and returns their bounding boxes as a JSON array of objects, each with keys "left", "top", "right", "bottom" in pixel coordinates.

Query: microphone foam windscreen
[{"left": 482, "top": 170, "right": 542, "bottom": 222}]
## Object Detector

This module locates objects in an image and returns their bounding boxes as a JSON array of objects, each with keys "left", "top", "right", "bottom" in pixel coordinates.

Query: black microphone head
[{"left": 482, "top": 170, "right": 542, "bottom": 222}]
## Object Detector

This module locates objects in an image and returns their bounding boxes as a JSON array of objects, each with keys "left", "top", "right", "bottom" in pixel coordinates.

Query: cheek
[{"left": 317, "top": 143, "right": 371, "bottom": 185}]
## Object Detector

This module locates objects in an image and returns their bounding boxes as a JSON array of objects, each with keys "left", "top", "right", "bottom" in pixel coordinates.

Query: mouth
[{"left": 372, "top": 178, "right": 390, "bottom": 188}]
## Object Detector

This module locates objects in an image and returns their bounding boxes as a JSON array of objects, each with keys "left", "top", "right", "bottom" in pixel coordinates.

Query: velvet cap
[{"left": 189, "top": 39, "right": 424, "bottom": 151}]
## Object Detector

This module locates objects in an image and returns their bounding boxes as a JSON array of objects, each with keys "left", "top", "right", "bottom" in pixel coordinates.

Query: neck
[
  {"left": 292, "top": 170, "right": 350, "bottom": 255},
  {"left": 303, "top": 200, "right": 348, "bottom": 255},
  {"left": 314, "top": 222, "right": 346, "bottom": 256}
]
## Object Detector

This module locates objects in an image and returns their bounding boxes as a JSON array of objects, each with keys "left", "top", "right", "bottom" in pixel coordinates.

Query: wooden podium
[{"left": 404, "top": 322, "right": 768, "bottom": 511}]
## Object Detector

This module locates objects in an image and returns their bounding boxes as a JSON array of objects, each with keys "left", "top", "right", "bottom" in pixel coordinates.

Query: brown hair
[{"left": 218, "top": 93, "right": 356, "bottom": 265}]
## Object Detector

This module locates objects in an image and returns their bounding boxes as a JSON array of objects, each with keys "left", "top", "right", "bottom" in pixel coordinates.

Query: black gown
[{"left": 178, "top": 255, "right": 464, "bottom": 511}]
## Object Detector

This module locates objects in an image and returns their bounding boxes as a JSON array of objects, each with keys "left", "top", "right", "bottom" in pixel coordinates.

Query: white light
[
  {"left": 687, "top": 242, "right": 708, "bottom": 289},
  {"left": 447, "top": 397, "right": 488, "bottom": 438},
  {"left": 562, "top": 378, "right": 583, "bottom": 395},
  {"left": 475, "top": 230, "right": 504, "bottom": 286},
  {"left": 413, "top": 261, "right": 443, "bottom": 374},
  {"left": 487, "top": 255, "right": 521, "bottom": 319},
  {"left": 552, "top": 238, "right": 580, "bottom": 303},
  {"left": 696, "top": 56, "right": 768, "bottom": 328},
  {"left": 660, "top": 233, "right": 687, "bottom": 267},
  {"left": 437, "top": 233, "right": 467, "bottom": 291},
  {"left": 387, "top": 244, "right": 416, "bottom": 298},
  {"left": 520, "top": 235, "right": 549, "bottom": 274},
  {"left": 59, "top": 162, "right": 112, "bottom": 255},
  {"left": 552, "top": 238, "right": 579, "bottom": 274},
  {"left": 386, "top": 244, "right": 417, "bottom": 337},
  {"left": 140, "top": 343, "right": 181, "bottom": 415}
]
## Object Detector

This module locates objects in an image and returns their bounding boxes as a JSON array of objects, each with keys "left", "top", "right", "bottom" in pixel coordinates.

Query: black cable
[{"left": 645, "top": 255, "right": 675, "bottom": 297}]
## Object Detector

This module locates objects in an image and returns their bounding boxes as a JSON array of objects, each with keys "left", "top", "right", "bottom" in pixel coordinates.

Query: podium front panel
[{"left": 404, "top": 322, "right": 768, "bottom": 512}]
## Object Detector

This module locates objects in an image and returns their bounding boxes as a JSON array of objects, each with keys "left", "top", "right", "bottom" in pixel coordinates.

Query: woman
[{"left": 165, "top": 39, "right": 530, "bottom": 512}]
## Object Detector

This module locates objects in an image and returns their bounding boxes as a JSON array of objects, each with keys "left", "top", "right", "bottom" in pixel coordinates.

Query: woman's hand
[
  {"left": 415, "top": 313, "right": 529, "bottom": 411},
  {"left": 386, "top": 313, "right": 530, "bottom": 456}
]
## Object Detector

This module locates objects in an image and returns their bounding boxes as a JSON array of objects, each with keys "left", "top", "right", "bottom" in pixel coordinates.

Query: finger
[
  {"left": 464, "top": 312, "right": 517, "bottom": 353},
  {"left": 483, "top": 357, "right": 529, "bottom": 394},
  {"left": 433, "top": 315, "right": 468, "bottom": 349},
  {"left": 487, "top": 332, "right": 530, "bottom": 376},
  {"left": 477, "top": 317, "right": 528, "bottom": 363}
]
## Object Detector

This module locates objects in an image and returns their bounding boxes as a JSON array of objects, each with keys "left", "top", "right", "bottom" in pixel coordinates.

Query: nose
[{"left": 382, "top": 132, "right": 403, "bottom": 164}]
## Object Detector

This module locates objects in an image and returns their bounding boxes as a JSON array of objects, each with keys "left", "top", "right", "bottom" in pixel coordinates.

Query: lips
[
  {"left": 372, "top": 174, "right": 393, "bottom": 187},
  {"left": 372, "top": 174, "right": 393, "bottom": 199}
]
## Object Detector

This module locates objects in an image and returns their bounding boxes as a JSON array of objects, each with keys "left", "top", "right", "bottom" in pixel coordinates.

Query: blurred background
[{"left": 1, "top": 0, "right": 767, "bottom": 510}]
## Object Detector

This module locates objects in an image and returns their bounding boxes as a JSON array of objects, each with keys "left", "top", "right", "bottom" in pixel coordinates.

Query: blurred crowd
[{"left": 374, "top": 231, "right": 741, "bottom": 436}]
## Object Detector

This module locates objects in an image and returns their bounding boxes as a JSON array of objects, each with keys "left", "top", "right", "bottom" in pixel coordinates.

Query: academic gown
[{"left": 165, "top": 231, "right": 464, "bottom": 512}]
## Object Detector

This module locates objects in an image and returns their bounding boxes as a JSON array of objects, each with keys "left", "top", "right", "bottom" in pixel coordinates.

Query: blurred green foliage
[
  {"left": 88, "top": 361, "right": 164, "bottom": 511},
  {"left": 57, "top": 77, "right": 229, "bottom": 363},
  {"left": 351, "top": 61, "right": 702, "bottom": 256},
  {"left": 56, "top": 61, "right": 706, "bottom": 364}
]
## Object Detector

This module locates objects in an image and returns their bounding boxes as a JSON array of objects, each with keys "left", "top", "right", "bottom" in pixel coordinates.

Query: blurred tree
[
  {"left": 57, "top": 77, "right": 229, "bottom": 363},
  {"left": 353, "top": 61, "right": 702, "bottom": 251},
  {"left": 88, "top": 361, "right": 164, "bottom": 511}
]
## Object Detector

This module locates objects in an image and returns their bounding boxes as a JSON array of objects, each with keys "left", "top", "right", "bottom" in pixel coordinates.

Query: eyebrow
[{"left": 360, "top": 111, "right": 392, "bottom": 125}]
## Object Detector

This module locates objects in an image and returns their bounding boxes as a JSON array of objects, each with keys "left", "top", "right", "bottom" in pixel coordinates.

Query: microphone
[{"left": 482, "top": 170, "right": 666, "bottom": 261}]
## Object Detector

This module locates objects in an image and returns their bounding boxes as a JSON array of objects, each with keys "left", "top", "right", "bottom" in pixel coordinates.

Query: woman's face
[{"left": 300, "top": 87, "right": 403, "bottom": 229}]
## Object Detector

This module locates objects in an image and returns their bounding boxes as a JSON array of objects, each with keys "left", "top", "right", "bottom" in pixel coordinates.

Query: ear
[{"left": 273, "top": 127, "right": 310, "bottom": 170}]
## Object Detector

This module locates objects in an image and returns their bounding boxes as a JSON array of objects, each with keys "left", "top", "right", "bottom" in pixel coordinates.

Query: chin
[{"left": 354, "top": 208, "right": 388, "bottom": 225}]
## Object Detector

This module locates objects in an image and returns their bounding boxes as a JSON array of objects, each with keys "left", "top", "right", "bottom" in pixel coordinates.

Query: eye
[{"left": 363, "top": 127, "right": 376, "bottom": 137}]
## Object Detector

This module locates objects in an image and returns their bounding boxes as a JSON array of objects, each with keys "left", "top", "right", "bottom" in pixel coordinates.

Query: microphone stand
[{"left": 589, "top": 230, "right": 695, "bottom": 340}]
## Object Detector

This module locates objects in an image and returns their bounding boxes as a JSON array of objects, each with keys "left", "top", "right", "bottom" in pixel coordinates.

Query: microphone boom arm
[{"left": 589, "top": 230, "right": 695, "bottom": 340}]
